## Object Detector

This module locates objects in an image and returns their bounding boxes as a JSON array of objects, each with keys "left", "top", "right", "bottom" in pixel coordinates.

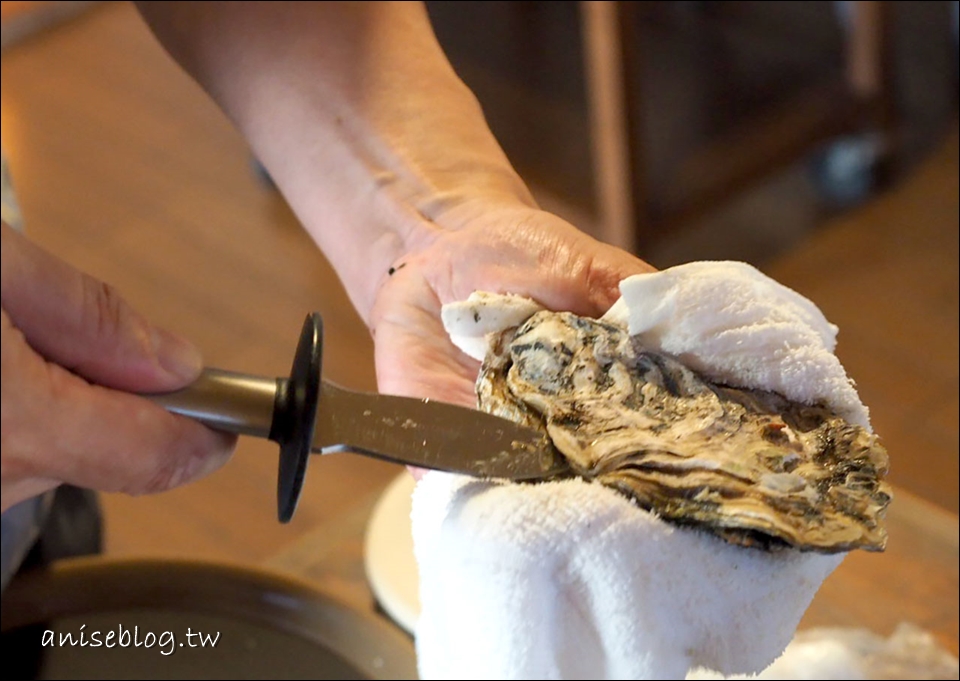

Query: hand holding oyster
[{"left": 419, "top": 261, "right": 891, "bottom": 680}]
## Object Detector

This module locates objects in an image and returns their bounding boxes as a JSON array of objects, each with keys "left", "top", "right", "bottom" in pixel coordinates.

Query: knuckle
[{"left": 81, "top": 275, "right": 128, "bottom": 344}]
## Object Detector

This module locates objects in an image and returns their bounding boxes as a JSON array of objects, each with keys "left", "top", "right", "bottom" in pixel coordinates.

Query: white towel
[
  {"left": 414, "top": 261, "right": 864, "bottom": 680},
  {"left": 613, "top": 261, "right": 869, "bottom": 430}
]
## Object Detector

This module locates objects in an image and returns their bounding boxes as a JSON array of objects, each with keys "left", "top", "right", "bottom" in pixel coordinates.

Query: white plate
[{"left": 363, "top": 473, "right": 420, "bottom": 635}]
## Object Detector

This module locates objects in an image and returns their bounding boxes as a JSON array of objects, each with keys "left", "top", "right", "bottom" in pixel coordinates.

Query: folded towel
[
  {"left": 612, "top": 261, "right": 869, "bottom": 430},
  {"left": 414, "top": 261, "right": 862, "bottom": 680}
]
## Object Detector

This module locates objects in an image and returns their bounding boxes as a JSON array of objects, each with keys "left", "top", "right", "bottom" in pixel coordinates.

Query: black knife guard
[{"left": 269, "top": 313, "right": 323, "bottom": 523}]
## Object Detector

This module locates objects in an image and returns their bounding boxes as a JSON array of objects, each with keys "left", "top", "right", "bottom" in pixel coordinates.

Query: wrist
[{"left": 306, "top": 176, "right": 538, "bottom": 329}]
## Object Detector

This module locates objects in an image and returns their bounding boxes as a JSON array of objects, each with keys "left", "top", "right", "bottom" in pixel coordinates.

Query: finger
[
  {"left": 38, "top": 359, "right": 237, "bottom": 496},
  {"left": 1, "top": 223, "right": 201, "bottom": 392},
  {"left": 502, "top": 228, "right": 656, "bottom": 317},
  {"left": 432, "top": 211, "right": 656, "bottom": 319}
]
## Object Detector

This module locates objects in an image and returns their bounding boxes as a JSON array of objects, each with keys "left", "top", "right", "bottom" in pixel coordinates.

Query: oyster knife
[{"left": 145, "top": 313, "right": 568, "bottom": 523}]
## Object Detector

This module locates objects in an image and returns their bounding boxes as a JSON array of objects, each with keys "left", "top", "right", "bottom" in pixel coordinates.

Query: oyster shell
[{"left": 478, "top": 310, "right": 891, "bottom": 553}]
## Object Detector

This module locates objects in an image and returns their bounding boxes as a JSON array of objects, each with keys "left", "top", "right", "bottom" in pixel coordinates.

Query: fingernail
[{"left": 152, "top": 327, "right": 204, "bottom": 383}]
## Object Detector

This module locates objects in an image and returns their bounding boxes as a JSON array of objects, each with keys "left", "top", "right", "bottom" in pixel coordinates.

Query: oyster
[{"left": 478, "top": 310, "right": 891, "bottom": 553}]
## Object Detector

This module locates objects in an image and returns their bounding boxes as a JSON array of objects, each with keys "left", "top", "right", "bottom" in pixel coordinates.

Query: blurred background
[{"left": 1, "top": 0, "right": 957, "bottom": 575}]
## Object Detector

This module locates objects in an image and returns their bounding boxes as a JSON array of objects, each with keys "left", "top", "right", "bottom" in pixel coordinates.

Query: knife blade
[
  {"left": 144, "top": 313, "right": 569, "bottom": 522},
  {"left": 150, "top": 367, "right": 568, "bottom": 480}
]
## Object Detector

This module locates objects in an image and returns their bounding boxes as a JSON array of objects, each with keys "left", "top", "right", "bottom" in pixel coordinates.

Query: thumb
[{"left": 1, "top": 223, "right": 200, "bottom": 392}]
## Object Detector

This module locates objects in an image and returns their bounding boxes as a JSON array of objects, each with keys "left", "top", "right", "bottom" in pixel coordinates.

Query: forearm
[{"left": 135, "top": 1, "right": 537, "bottom": 323}]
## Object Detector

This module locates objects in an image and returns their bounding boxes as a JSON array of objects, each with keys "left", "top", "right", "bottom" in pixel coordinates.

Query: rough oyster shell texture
[{"left": 478, "top": 310, "right": 891, "bottom": 553}]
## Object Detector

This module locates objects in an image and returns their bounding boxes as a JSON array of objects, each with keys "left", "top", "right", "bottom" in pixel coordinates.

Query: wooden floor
[{"left": 1, "top": 1, "right": 956, "bottom": 576}]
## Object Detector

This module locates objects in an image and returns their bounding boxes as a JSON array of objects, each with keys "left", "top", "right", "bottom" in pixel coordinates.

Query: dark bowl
[{"left": 0, "top": 556, "right": 417, "bottom": 680}]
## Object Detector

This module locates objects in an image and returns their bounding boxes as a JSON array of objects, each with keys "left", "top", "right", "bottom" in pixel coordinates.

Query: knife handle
[
  {"left": 147, "top": 369, "right": 280, "bottom": 438},
  {"left": 145, "top": 313, "right": 323, "bottom": 524}
]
